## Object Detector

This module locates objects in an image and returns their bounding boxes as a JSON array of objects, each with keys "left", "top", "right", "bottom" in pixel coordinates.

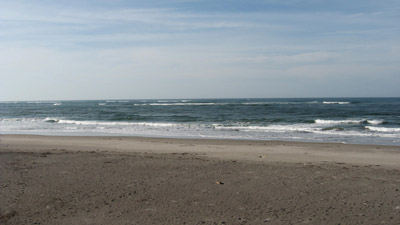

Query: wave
[
  {"left": 26, "top": 101, "right": 58, "bottom": 104},
  {"left": 132, "top": 101, "right": 353, "bottom": 106},
  {"left": 314, "top": 119, "right": 384, "bottom": 125},
  {"left": 44, "top": 118, "right": 59, "bottom": 123},
  {"left": 26, "top": 101, "right": 45, "bottom": 104},
  {"left": 44, "top": 118, "right": 178, "bottom": 127},
  {"left": 241, "top": 102, "right": 270, "bottom": 105},
  {"left": 213, "top": 124, "right": 317, "bottom": 133},
  {"left": 141, "top": 102, "right": 318, "bottom": 106},
  {"left": 0, "top": 102, "right": 19, "bottom": 104},
  {"left": 136, "top": 103, "right": 229, "bottom": 106},
  {"left": 321, "top": 127, "right": 345, "bottom": 131},
  {"left": 213, "top": 122, "right": 398, "bottom": 137},
  {"left": 367, "top": 120, "right": 384, "bottom": 125},
  {"left": 53, "top": 103, "right": 62, "bottom": 106},
  {"left": 157, "top": 100, "right": 178, "bottom": 103},
  {"left": 242, "top": 101, "right": 318, "bottom": 105},
  {"left": 2, "top": 116, "right": 399, "bottom": 144},
  {"left": 1, "top": 118, "right": 42, "bottom": 122},
  {"left": 315, "top": 119, "right": 363, "bottom": 124},
  {"left": 323, "top": 101, "right": 350, "bottom": 104},
  {"left": 366, "top": 126, "right": 400, "bottom": 132},
  {"left": 98, "top": 103, "right": 106, "bottom": 106}
]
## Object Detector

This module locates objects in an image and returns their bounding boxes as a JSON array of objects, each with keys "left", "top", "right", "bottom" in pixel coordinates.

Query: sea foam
[
  {"left": 323, "top": 101, "right": 350, "bottom": 104},
  {"left": 315, "top": 119, "right": 364, "bottom": 124},
  {"left": 314, "top": 119, "right": 384, "bottom": 125},
  {"left": 137, "top": 103, "right": 228, "bottom": 106},
  {"left": 52, "top": 119, "right": 178, "bottom": 127},
  {"left": 366, "top": 126, "right": 400, "bottom": 132}
]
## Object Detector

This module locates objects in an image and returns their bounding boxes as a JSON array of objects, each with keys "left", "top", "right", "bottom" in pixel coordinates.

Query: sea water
[{"left": 0, "top": 98, "right": 399, "bottom": 145}]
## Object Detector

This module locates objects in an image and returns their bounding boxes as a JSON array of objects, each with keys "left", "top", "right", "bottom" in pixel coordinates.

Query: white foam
[
  {"left": 366, "top": 126, "right": 400, "bottom": 132},
  {"left": 136, "top": 101, "right": 320, "bottom": 106},
  {"left": 137, "top": 122, "right": 178, "bottom": 127},
  {"left": 241, "top": 102, "right": 269, "bottom": 105},
  {"left": 26, "top": 101, "right": 59, "bottom": 104},
  {"left": 313, "top": 129, "right": 373, "bottom": 137},
  {"left": 98, "top": 103, "right": 106, "bottom": 106},
  {"left": 55, "top": 119, "right": 178, "bottom": 127},
  {"left": 1, "top": 118, "right": 27, "bottom": 123},
  {"left": 315, "top": 119, "right": 384, "bottom": 125},
  {"left": 260, "top": 125, "right": 316, "bottom": 133},
  {"left": 315, "top": 119, "right": 364, "bottom": 124},
  {"left": 323, "top": 101, "right": 350, "bottom": 104},
  {"left": 367, "top": 120, "right": 384, "bottom": 125},
  {"left": 146, "top": 103, "right": 227, "bottom": 106},
  {"left": 241, "top": 101, "right": 319, "bottom": 105},
  {"left": 157, "top": 100, "right": 178, "bottom": 103},
  {"left": 44, "top": 117, "right": 60, "bottom": 123},
  {"left": 65, "top": 127, "right": 78, "bottom": 130},
  {"left": 245, "top": 102, "right": 291, "bottom": 105},
  {"left": 213, "top": 124, "right": 317, "bottom": 133},
  {"left": 53, "top": 103, "right": 62, "bottom": 106}
]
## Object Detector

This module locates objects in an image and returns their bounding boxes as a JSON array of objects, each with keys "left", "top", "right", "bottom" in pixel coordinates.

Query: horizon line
[{"left": 1, "top": 96, "right": 399, "bottom": 102}]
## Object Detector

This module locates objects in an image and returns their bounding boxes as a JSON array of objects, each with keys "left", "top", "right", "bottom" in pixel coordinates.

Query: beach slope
[{"left": 1, "top": 135, "right": 400, "bottom": 224}]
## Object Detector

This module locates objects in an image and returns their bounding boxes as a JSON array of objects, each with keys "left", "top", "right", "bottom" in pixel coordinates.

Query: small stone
[
  {"left": 264, "top": 218, "right": 271, "bottom": 222},
  {"left": 216, "top": 181, "right": 224, "bottom": 185}
]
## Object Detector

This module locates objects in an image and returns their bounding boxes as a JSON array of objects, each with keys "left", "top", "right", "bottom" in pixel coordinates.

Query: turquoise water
[{"left": 1, "top": 98, "right": 399, "bottom": 145}]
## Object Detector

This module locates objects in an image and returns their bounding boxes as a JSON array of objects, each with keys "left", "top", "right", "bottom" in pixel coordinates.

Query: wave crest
[
  {"left": 323, "top": 101, "right": 350, "bottom": 104},
  {"left": 366, "top": 126, "right": 400, "bottom": 132},
  {"left": 315, "top": 119, "right": 384, "bottom": 125}
]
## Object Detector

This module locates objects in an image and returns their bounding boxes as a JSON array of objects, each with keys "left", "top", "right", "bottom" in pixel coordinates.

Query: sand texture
[{"left": 1, "top": 135, "right": 400, "bottom": 224}]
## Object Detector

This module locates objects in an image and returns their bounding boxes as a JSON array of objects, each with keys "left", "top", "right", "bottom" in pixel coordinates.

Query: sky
[{"left": 0, "top": 0, "right": 399, "bottom": 101}]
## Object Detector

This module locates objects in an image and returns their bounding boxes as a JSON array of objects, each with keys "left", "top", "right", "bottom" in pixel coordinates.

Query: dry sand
[{"left": 1, "top": 134, "right": 400, "bottom": 224}]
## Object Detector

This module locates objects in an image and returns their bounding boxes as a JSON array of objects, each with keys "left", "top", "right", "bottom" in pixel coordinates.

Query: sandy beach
[{"left": 1, "top": 135, "right": 400, "bottom": 224}]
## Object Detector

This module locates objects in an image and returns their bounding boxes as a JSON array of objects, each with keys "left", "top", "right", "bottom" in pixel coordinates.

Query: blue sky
[{"left": 0, "top": 0, "right": 399, "bottom": 100}]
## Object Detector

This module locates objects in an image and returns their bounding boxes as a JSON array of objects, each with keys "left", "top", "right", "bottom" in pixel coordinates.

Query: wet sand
[{"left": 1, "top": 135, "right": 400, "bottom": 224}]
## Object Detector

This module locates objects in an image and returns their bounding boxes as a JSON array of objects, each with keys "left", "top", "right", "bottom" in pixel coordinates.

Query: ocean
[{"left": 1, "top": 98, "right": 399, "bottom": 146}]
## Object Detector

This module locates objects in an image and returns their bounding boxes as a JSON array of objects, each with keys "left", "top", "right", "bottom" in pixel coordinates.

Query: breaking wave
[
  {"left": 45, "top": 118, "right": 178, "bottom": 127},
  {"left": 366, "top": 126, "right": 400, "bottom": 132},
  {"left": 314, "top": 119, "right": 384, "bottom": 125},
  {"left": 323, "top": 101, "right": 351, "bottom": 104}
]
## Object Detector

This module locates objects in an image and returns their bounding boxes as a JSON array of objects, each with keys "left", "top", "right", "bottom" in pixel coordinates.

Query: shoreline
[
  {"left": 1, "top": 134, "right": 400, "bottom": 168},
  {"left": 2, "top": 131, "right": 400, "bottom": 146}
]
